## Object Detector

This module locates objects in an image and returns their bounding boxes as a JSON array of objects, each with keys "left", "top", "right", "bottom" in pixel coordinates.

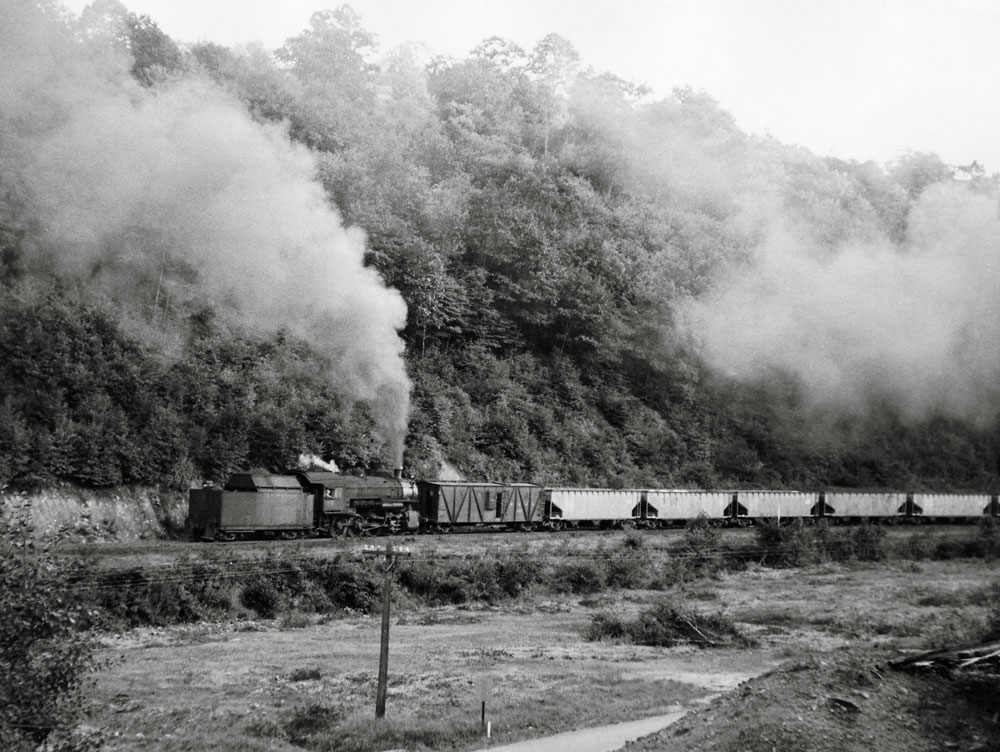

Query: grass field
[{"left": 83, "top": 550, "right": 1000, "bottom": 751}]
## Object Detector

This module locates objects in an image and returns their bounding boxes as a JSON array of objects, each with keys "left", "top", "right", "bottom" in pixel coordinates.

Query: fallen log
[{"left": 890, "top": 638, "right": 1000, "bottom": 672}]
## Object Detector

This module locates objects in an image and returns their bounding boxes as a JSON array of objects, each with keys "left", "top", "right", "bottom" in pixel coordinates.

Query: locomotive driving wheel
[
  {"left": 386, "top": 513, "right": 403, "bottom": 535},
  {"left": 334, "top": 516, "right": 364, "bottom": 537}
]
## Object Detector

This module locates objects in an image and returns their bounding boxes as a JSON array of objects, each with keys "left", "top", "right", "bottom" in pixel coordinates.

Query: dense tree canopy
[{"left": 1, "top": 1, "right": 998, "bottom": 491}]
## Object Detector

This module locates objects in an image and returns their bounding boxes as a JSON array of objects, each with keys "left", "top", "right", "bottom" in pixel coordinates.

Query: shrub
[
  {"left": 549, "top": 559, "right": 605, "bottom": 594},
  {"left": 279, "top": 611, "right": 314, "bottom": 630},
  {"left": 601, "top": 537, "right": 653, "bottom": 589},
  {"left": 586, "top": 598, "right": 747, "bottom": 647},
  {"left": 317, "top": 559, "right": 380, "bottom": 612},
  {"left": 495, "top": 550, "right": 543, "bottom": 596},
  {"left": 978, "top": 517, "right": 1000, "bottom": 559},
  {"left": 933, "top": 536, "right": 987, "bottom": 560},
  {"left": 847, "top": 522, "right": 887, "bottom": 561},
  {"left": 584, "top": 612, "right": 627, "bottom": 641},
  {"left": 755, "top": 519, "right": 822, "bottom": 567},
  {"left": 90, "top": 567, "right": 208, "bottom": 627},
  {"left": 663, "top": 514, "right": 725, "bottom": 582},
  {"left": 288, "top": 667, "right": 322, "bottom": 682},
  {"left": 399, "top": 559, "right": 471, "bottom": 604},
  {"left": 397, "top": 550, "right": 543, "bottom": 605},
  {"left": 240, "top": 579, "right": 282, "bottom": 618},
  {"left": 0, "top": 503, "right": 102, "bottom": 751}
]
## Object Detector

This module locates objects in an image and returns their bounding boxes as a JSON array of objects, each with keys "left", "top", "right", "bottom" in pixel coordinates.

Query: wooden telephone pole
[{"left": 362, "top": 542, "right": 410, "bottom": 718}]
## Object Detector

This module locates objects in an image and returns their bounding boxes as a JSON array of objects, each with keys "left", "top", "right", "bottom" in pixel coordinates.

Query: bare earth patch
[{"left": 86, "top": 556, "right": 1000, "bottom": 751}]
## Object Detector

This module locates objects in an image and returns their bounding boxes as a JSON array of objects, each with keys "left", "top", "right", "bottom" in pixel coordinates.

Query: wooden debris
[{"left": 890, "top": 638, "right": 1000, "bottom": 673}]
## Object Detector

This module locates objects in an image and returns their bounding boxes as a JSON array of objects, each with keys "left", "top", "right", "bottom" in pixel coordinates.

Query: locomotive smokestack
[{"left": 394, "top": 467, "right": 403, "bottom": 479}]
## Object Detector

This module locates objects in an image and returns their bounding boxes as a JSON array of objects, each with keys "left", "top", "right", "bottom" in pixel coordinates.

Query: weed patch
[
  {"left": 586, "top": 598, "right": 749, "bottom": 647},
  {"left": 754, "top": 520, "right": 887, "bottom": 567},
  {"left": 251, "top": 704, "right": 484, "bottom": 752}
]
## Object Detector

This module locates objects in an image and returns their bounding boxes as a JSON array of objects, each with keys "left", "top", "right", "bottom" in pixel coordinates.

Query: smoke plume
[
  {"left": 683, "top": 182, "right": 1000, "bottom": 427},
  {"left": 0, "top": 1, "right": 410, "bottom": 459},
  {"left": 567, "top": 81, "right": 1000, "bottom": 429}
]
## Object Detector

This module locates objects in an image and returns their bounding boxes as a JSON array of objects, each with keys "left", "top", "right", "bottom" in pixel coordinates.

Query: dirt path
[{"left": 481, "top": 708, "right": 690, "bottom": 752}]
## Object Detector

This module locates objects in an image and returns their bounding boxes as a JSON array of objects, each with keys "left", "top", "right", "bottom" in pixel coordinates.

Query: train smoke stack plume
[
  {"left": 682, "top": 182, "right": 1000, "bottom": 427},
  {"left": 298, "top": 454, "right": 340, "bottom": 474},
  {"left": 393, "top": 467, "right": 403, "bottom": 480},
  {"left": 0, "top": 1, "right": 411, "bottom": 452}
]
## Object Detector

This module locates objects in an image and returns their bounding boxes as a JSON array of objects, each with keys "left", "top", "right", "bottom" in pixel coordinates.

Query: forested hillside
[{"left": 1, "top": 0, "right": 998, "bottom": 491}]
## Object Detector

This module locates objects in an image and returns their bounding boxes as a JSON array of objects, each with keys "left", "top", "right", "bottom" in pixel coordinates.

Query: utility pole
[{"left": 362, "top": 542, "right": 410, "bottom": 718}]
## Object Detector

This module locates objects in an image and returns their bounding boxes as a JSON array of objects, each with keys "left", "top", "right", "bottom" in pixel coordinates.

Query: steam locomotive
[
  {"left": 186, "top": 470, "right": 1000, "bottom": 540},
  {"left": 187, "top": 470, "right": 419, "bottom": 541}
]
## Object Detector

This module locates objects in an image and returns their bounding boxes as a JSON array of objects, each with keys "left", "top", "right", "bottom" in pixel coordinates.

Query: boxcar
[
  {"left": 644, "top": 490, "right": 733, "bottom": 526},
  {"left": 418, "top": 481, "right": 543, "bottom": 531},
  {"left": 187, "top": 472, "right": 311, "bottom": 540},
  {"left": 543, "top": 488, "right": 644, "bottom": 528},
  {"left": 735, "top": 491, "right": 819, "bottom": 521},
  {"left": 505, "top": 483, "right": 546, "bottom": 526},
  {"left": 824, "top": 492, "right": 907, "bottom": 521}
]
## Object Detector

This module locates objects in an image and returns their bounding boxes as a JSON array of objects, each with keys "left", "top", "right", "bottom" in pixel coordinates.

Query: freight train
[{"left": 186, "top": 470, "right": 1000, "bottom": 540}]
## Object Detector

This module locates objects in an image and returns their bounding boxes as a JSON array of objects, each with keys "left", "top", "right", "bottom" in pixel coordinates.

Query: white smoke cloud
[
  {"left": 683, "top": 181, "right": 1000, "bottom": 426},
  {"left": 297, "top": 454, "right": 340, "bottom": 473},
  {"left": 0, "top": 1, "right": 410, "bottom": 458},
  {"left": 567, "top": 82, "right": 1000, "bottom": 429}
]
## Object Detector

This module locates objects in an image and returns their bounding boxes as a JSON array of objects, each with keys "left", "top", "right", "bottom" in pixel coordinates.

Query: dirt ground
[
  {"left": 629, "top": 647, "right": 1000, "bottom": 752},
  {"left": 84, "top": 553, "right": 1000, "bottom": 752}
]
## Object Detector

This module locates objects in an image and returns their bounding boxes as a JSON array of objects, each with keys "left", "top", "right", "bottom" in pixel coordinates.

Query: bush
[
  {"left": 664, "top": 514, "right": 726, "bottom": 582},
  {"left": 549, "top": 559, "right": 606, "bottom": 595},
  {"left": 396, "top": 551, "right": 542, "bottom": 605},
  {"left": 755, "top": 519, "right": 822, "bottom": 567},
  {"left": 316, "top": 559, "right": 381, "bottom": 612},
  {"left": 399, "top": 560, "right": 470, "bottom": 604},
  {"left": 585, "top": 612, "right": 627, "bottom": 641},
  {"left": 397, "top": 556, "right": 501, "bottom": 604},
  {"left": 754, "top": 519, "right": 888, "bottom": 566},
  {"left": 288, "top": 667, "right": 322, "bottom": 682},
  {"left": 495, "top": 550, "right": 543, "bottom": 596},
  {"left": 978, "top": 517, "right": 1000, "bottom": 559},
  {"left": 0, "top": 503, "right": 102, "bottom": 751},
  {"left": 846, "top": 522, "right": 887, "bottom": 561},
  {"left": 600, "top": 536, "right": 654, "bottom": 589},
  {"left": 240, "top": 578, "right": 283, "bottom": 618},
  {"left": 89, "top": 567, "right": 208, "bottom": 627},
  {"left": 586, "top": 598, "right": 747, "bottom": 647}
]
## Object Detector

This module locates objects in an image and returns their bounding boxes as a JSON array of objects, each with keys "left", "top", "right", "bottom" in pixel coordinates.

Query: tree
[
  {"left": 0, "top": 505, "right": 102, "bottom": 751},
  {"left": 276, "top": 5, "right": 378, "bottom": 151},
  {"left": 527, "top": 33, "right": 580, "bottom": 158},
  {"left": 124, "top": 12, "right": 183, "bottom": 85},
  {"left": 191, "top": 41, "right": 300, "bottom": 128},
  {"left": 76, "top": 0, "right": 184, "bottom": 86},
  {"left": 889, "top": 151, "right": 954, "bottom": 200}
]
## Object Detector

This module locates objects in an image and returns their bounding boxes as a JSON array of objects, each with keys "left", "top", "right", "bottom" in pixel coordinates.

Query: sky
[{"left": 60, "top": 0, "right": 1000, "bottom": 174}]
